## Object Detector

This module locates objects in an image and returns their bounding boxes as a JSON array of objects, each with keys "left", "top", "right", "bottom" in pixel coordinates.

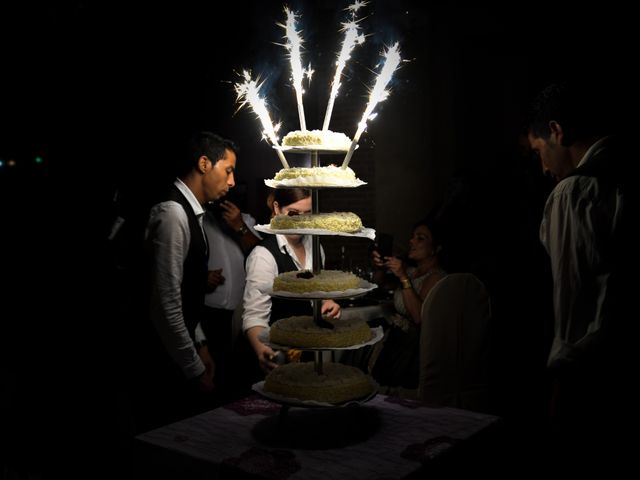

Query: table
[{"left": 134, "top": 394, "right": 501, "bottom": 479}]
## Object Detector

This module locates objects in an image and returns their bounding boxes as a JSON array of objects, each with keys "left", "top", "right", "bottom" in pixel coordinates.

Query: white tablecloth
[{"left": 135, "top": 394, "right": 500, "bottom": 479}]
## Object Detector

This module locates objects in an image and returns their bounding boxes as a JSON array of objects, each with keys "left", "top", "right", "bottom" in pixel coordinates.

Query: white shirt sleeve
[
  {"left": 146, "top": 201, "right": 205, "bottom": 379},
  {"left": 242, "top": 212, "right": 262, "bottom": 240},
  {"left": 241, "top": 236, "right": 327, "bottom": 333},
  {"left": 242, "top": 245, "right": 278, "bottom": 332},
  {"left": 540, "top": 176, "right": 607, "bottom": 367}
]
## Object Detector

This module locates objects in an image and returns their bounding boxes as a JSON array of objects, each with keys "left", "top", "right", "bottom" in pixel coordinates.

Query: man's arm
[{"left": 147, "top": 202, "right": 205, "bottom": 379}]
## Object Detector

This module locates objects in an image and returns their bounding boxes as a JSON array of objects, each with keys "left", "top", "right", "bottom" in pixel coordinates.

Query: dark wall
[{"left": 1, "top": 1, "right": 636, "bottom": 475}]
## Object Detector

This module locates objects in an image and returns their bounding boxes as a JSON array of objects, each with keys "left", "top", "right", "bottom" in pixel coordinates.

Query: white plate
[
  {"left": 252, "top": 379, "right": 378, "bottom": 408},
  {"left": 254, "top": 224, "right": 376, "bottom": 240},
  {"left": 263, "top": 279, "right": 377, "bottom": 300},
  {"left": 264, "top": 178, "right": 367, "bottom": 188},
  {"left": 259, "top": 326, "right": 384, "bottom": 351}
]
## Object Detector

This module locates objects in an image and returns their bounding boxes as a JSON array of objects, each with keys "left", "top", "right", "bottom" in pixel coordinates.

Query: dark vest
[
  {"left": 260, "top": 234, "right": 312, "bottom": 323},
  {"left": 165, "top": 185, "right": 209, "bottom": 339}
]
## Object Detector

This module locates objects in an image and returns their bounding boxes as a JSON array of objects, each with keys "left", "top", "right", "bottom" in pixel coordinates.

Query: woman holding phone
[{"left": 370, "top": 215, "right": 447, "bottom": 389}]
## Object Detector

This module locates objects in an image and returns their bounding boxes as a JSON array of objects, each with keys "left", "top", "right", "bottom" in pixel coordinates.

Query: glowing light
[
  {"left": 346, "top": 0, "right": 367, "bottom": 15},
  {"left": 279, "top": 8, "right": 310, "bottom": 130},
  {"left": 35, "top": 156, "right": 43, "bottom": 164},
  {"left": 234, "top": 70, "right": 289, "bottom": 169},
  {"left": 322, "top": 1, "right": 366, "bottom": 132},
  {"left": 342, "top": 42, "right": 402, "bottom": 169}
]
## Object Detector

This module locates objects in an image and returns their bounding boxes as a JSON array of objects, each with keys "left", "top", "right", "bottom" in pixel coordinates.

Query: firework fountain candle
[
  {"left": 322, "top": 1, "right": 366, "bottom": 132},
  {"left": 279, "top": 8, "right": 311, "bottom": 131},
  {"left": 234, "top": 70, "right": 289, "bottom": 169},
  {"left": 341, "top": 42, "right": 401, "bottom": 169}
]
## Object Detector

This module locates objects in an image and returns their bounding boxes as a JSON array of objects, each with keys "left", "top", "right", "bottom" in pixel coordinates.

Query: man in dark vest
[{"left": 137, "top": 131, "right": 237, "bottom": 431}]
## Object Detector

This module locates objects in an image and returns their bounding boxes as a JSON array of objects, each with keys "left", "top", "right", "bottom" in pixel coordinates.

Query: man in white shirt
[
  {"left": 201, "top": 195, "right": 260, "bottom": 401},
  {"left": 528, "top": 81, "right": 632, "bottom": 465}
]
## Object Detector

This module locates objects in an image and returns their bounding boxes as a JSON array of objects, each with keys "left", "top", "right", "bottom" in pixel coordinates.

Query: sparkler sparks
[
  {"left": 234, "top": 70, "right": 289, "bottom": 169},
  {"left": 279, "top": 7, "right": 310, "bottom": 131},
  {"left": 346, "top": 0, "right": 367, "bottom": 15},
  {"left": 342, "top": 42, "right": 402, "bottom": 169},
  {"left": 235, "top": 3, "right": 402, "bottom": 172},
  {"left": 322, "top": 1, "right": 366, "bottom": 132}
]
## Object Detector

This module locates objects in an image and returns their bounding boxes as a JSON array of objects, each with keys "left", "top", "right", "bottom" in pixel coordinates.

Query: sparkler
[
  {"left": 280, "top": 8, "right": 309, "bottom": 130},
  {"left": 321, "top": 1, "right": 366, "bottom": 132},
  {"left": 234, "top": 70, "right": 289, "bottom": 169},
  {"left": 342, "top": 42, "right": 401, "bottom": 169}
]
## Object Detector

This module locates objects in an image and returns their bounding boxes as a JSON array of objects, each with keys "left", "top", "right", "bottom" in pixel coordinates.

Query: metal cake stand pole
[{"left": 310, "top": 150, "right": 334, "bottom": 343}]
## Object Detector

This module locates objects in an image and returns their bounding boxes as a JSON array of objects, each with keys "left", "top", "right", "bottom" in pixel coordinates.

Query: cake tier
[
  {"left": 269, "top": 165, "right": 364, "bottom": 188},
  {"left": 273, "top": 270, "right": 360, "bottom": 294},
  {"left": 269, "top": 315, "right": 372, "bottom": 348},
  {"left": 264, "top": 362, "right": 374, "bottom": 404},
  {"left": 270, "top": 212, "right": 363, "bottom": 233},
  {"left": 282, "top": 129, "right": 352, "bottom": 150}
]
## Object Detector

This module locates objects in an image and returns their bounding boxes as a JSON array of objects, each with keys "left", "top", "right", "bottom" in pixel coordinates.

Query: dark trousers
[
  {"left": 546, "top": 357, "right": 637, "bottom": 470},
  {"left": 132, "top": 342, "right": 216, "bottom": 434},
  {"left": 200, "top": 307, "right": 235, "bottom": 401}
]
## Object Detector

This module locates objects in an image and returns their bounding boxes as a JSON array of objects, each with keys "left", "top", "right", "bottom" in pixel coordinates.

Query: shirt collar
[
  {"left": 275, "top": 233, "right": 312, "bottom": 269},
  {"left": 174, "top": 178, "right": 205, "bottom": 218},
  {"left": 577, "top": 136, "right": 610, "bottom": 168}
]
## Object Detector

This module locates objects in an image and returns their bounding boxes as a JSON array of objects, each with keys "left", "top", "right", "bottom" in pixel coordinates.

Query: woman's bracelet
[{"left": 400, "top": 277, "right": 412, "bottom": 289}]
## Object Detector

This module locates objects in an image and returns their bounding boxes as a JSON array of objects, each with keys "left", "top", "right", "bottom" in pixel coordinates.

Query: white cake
[
  {"left": 264, "top": 362, "right": 374, "bottom": 403},
  {"left": 270, "top": 315, "right": 372, "bottom": 348},
  {"left": 273, "top": 270, "right": 360, "bottom": 294},
  {"left": 270, "top": 212, "right": 363, "bottom": 233},
  {"left": 271, "top": 165, "right": 363, "bottom": 187},
  {"left": 282, "top": 129, "right": 352, "bottom": 150}
]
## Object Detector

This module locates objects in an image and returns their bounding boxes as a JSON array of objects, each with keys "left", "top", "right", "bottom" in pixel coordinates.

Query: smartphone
[{"left": 376, "top": 233, "right": 393, "bottom": 258}]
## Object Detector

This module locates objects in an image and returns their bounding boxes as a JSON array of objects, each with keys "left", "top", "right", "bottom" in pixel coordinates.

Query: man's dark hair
[
  {"left": 177, "top": 131, "right": 238, "bottom": 177},
  {"left": 528, "top": 81, "right": 614, "bottom": 146}
]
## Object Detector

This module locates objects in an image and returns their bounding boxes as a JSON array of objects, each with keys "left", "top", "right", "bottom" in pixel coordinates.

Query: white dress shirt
[
  {"left": 145, "top": 178, "right": 206, "bottom": 379},
  {"left": 539, "top": 137, "right": 624, "bottom": 368},
  {"left": 203, "top": 211, "right": 259, "bottom": 310},
  {"left": 242, "top": 234, "right": 325, "bottom": 332}
]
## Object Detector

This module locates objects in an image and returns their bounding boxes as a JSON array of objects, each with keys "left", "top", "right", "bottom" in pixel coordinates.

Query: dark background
[{"left": 1, "top": 0, "right": 636, "bottom": 477}]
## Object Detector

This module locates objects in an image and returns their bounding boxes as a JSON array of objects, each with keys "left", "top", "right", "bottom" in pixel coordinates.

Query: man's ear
[
  {"left": 198, "top": 156, "right": 210, "bottom": 174},
  {"left": 549, "top": 121, "right": 564, "bottom": 146}
]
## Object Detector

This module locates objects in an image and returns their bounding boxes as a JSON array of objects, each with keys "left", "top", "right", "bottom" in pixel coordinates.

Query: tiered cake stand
[{"left": 253, "top": 147, "right": 381, "bottom": 410}]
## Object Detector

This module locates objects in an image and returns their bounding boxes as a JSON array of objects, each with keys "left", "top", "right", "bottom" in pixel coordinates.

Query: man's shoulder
[
  {"left": 552, "top": 174, "right": 596, "bottom": 196},
  {"left": 149, "top": 200, "right": 186, "bottom": 220}
]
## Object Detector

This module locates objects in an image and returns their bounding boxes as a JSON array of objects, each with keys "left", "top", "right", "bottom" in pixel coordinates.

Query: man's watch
[
  {"left": 237, "top": 224, "right": 249, "bottom": 235},
  {"left": 194, "top": 339, "right": 208, "bottom": 350}
]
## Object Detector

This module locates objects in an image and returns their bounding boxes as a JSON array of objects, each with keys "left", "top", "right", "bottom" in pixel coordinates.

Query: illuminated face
[
  {"left": 528, "top": 132, "right": 573, "bottom": 182},
  {"left": 205, "top": 148, "right": 236, "bottom": 201},
  {"left": 408, "top": 225, "right": 434, "bottom": 262}
]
